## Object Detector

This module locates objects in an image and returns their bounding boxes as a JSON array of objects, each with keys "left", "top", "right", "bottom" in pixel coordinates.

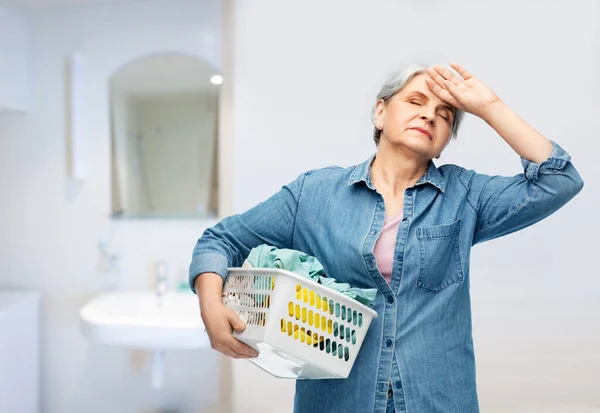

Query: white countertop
[{"left": 0, "top": 290, "right": 40, "bottom": 313}]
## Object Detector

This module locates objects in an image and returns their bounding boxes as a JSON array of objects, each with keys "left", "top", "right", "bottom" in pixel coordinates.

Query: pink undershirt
[{"left": 373, "top": 211, "right": 403, "bottom": 284}]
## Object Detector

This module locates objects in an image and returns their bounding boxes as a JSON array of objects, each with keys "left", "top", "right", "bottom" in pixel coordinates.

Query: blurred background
[{"left": 0, "top": 0, "right": 598, "bottom": 412}]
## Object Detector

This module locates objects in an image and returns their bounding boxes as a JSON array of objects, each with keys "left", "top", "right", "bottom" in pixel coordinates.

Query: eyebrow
[{"left": 407, "top": 91, "right": 455, "bottom": 113}]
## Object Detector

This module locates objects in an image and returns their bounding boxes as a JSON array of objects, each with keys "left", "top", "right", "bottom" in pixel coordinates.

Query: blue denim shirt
[{"left": 190, "top": 140, "right": 583, "bottom": 413}]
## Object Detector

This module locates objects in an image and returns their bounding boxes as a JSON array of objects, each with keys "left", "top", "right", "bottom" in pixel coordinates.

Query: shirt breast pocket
[{"left": 415, "top": 219, "right": 464, "bottom": 294}]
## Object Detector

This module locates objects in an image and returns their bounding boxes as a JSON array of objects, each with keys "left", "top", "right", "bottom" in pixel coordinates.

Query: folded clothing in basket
[{"left": 246, "top": 244, "right": 377, "bottom": 306}]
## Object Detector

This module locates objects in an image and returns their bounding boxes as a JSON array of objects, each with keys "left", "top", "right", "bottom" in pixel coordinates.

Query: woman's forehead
[
  {"left": 402, "top": 75, "right": 435, "bottom": 97},
  {"left": 400, "top": 75, "right": 454, "bottom": 111}
]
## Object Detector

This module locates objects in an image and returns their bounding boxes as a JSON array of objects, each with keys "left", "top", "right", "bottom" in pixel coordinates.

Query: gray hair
[{"left": 372, "top": 63, "right": 465, "bottom": 147}]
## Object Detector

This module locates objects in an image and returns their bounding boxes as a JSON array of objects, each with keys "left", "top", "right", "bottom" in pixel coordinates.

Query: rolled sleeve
[
  {"left": 188, "top": 252, "right": 229, "bottom": 293},
  {"left": 521, "top": 140, "right": 572, "bottom": 181}
]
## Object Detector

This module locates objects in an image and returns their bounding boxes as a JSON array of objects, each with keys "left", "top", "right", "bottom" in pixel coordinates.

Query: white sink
[{"left": 80, "top": 291, "right": 208, "bottom": 350}]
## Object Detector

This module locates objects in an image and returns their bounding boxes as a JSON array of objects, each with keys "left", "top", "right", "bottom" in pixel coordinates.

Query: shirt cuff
[
  {"left": 520, "top": 140, "right": 572, "bottom": 181},
  {"left": 188, "top": 252, "right": 230, "bottom": 294}
]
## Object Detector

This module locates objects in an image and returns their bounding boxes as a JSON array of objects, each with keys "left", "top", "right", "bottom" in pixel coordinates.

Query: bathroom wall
[
  {"left": 0, "top": 5, "right": 30, "bottom": 111},
  {"left": 225, "top": 1, "right": 600, "bottom": 412},
  {"left": 0, "top": 1, "right": 226, "bottom": 412}
]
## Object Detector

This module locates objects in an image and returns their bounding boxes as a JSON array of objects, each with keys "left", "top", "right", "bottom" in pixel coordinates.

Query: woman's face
[{"left": 375, "top": 74, "right": 455, "bottom": 159}]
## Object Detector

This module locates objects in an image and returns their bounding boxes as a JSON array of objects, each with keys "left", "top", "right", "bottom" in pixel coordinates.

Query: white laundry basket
[{"left": 222, "top": 263, "right": 378, "bottom": 379}]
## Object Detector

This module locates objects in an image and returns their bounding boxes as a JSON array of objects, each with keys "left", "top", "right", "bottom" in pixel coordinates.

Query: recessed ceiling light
[{"left": 210, "top": 75, "right": 223, "bottom": 85}]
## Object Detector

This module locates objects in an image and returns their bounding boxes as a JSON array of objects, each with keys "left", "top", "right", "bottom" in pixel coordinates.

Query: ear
[{"left": 374, "top": 99, "right": 385, "bottom": 123}]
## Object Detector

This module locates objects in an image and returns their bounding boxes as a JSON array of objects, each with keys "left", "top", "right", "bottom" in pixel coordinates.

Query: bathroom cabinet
[{"left": 0, "top": 291, "right": 40, "bottom": 413}]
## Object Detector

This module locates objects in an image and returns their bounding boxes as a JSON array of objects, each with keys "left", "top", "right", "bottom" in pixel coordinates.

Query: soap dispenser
[{"left": 176, "top": 267, "right": 191, "bottom": 293}]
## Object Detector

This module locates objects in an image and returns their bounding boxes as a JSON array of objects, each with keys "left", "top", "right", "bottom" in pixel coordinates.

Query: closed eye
[
  {"left": 412, "top": 101, "right": 450, "bottom": 121},
  {"left": 440, "top": 112, "right": 453, "bottom": 123}
]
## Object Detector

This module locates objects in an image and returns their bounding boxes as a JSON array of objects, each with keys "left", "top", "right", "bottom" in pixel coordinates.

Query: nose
[
  {"left": 420, "top": 107, "right": 436, "bottom": 123},
  {"left": 420, "top": 115, "right": 435, "bottom": 126}
]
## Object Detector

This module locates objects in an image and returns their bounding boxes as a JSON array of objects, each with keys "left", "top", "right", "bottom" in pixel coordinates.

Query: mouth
[{"left": 410, "top": 128, "right": 432, "bottom": 140}]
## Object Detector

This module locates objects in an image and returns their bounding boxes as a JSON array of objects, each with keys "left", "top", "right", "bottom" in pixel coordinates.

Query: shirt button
[
  {"left": 387, "top": 295, "right": 394, "bottom": 304},
  {"left": 386, "top": 338, "right": 392, "bottom": 347},
  {"left": 406, "top": 190, "right": 412, "bottom": 196},
  {"left": 369, "top": 230, "right": 376, "bottom": 235},
  {"left": 396, "top": 381, "right": 402, "bottom": 389}
]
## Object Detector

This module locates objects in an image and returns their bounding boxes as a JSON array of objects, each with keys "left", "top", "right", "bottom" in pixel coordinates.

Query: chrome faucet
[{"left": 155, "top": 261, "right": 168, "bottom": 305}]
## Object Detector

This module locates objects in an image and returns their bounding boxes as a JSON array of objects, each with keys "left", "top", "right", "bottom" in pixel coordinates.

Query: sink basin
[{"left": 80, "top": 291, "right": 208, "bottom": 350}]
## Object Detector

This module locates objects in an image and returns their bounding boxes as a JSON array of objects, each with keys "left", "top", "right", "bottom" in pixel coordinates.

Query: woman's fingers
[
  {"left": 228, "top": 337, "right": 259, "bottom": 357},
  {"left": 209, "top": 319, "right": 258, "bottom": 358},
  {"left": 211, "top": 333, "right": 256, "bottom": 358},
  {"left": 225, "top": 308, "right": 247, "bottom": 332},
  {"left": 215, "top": 345, "right": 245, "bottom": 359},
  {"left": 215, "top": 340, "right": 257, "bottom": 359},
  {"left": 431, "top": 65, "right": 462, "bottom": 86},
  {"left": 424, "top": 75, "right": 458, "bottom": 107},
  {"left": 449, "top": 62, "right": 473, "bottom": 80},
  {"left": 200, "top": 298, "right": 259, "bottom": 359}
]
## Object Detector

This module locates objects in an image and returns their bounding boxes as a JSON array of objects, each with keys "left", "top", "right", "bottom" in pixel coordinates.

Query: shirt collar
[{"left": 347, "top": 153, "right": 446, "bottom": 193}]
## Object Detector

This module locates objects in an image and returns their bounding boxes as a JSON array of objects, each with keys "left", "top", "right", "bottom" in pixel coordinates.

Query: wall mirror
[{"left": 110, "top": 52, "right": 220, "bottom": 219}]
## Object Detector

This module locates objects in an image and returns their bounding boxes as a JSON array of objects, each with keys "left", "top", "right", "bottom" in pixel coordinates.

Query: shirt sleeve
[
  {"left": 459, "top": 140, "right": 584, "bottom": 246},
  {"left": 188, "top": 171, "right": 308, "bottom": 292}
]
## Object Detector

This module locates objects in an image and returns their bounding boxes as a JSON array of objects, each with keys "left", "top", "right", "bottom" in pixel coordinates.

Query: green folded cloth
[{"left": 246, "top": 244, "right": 377, "bottom": 306}]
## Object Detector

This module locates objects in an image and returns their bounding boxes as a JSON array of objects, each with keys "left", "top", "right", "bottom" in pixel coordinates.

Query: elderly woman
[{"left": 190, "top": 62, "right": 584, "bottom": 413}]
